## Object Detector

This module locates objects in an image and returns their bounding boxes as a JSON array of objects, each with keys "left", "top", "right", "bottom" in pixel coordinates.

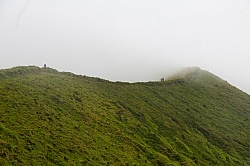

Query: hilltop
[{"left": 0, "top": 66, "right": 250, "bottom": 165}]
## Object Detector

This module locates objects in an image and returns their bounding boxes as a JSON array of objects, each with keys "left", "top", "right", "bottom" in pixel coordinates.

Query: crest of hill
[
  {"left": 0, "top": 66, "right": 108, "bottom": 82},
  {"left": 166, "top": 67, "right": 226, "bottom": 84},
  {"left": 166, "top": 67, "right": 201, "bottom": 79}
]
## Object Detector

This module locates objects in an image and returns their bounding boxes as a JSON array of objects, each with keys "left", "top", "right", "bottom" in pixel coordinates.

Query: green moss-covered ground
[{"left": 0, "top": 66, "right": 249, "bottom": 165}]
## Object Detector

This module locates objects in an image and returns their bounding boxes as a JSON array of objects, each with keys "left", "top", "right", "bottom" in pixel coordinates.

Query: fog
[{"left": 1, "top": 0, "right": 250, "bottom": 94}]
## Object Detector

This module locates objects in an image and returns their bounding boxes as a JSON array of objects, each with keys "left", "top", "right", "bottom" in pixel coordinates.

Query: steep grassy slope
[{"left": 0, "top": 66, "right": 250, "bottom": 165}]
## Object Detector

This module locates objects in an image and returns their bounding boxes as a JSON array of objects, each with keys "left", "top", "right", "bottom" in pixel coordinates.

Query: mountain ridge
[{"left": 0, "top": 66, "right": 249, "bottom": 165}]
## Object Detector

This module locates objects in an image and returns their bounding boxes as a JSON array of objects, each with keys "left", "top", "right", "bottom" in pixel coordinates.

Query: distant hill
[{"left": 0, "top": 66, "right": 250, "bottom": 165}]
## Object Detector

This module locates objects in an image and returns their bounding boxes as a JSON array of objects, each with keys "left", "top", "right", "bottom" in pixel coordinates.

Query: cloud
[{"left": 0, "top": 0, "right": 250, "bottom": 94}]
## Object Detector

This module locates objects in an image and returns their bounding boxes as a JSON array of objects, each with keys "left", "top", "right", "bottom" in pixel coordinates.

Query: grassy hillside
[{"left": 0, "top": 66, "right": 250, "bottom": 165}]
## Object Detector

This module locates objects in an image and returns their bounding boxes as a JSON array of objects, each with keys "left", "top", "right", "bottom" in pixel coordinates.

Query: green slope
[{"left": 0, "top": 66, "right": 249, "bottom": 165}]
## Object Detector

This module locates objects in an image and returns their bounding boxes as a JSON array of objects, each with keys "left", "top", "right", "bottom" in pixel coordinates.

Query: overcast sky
[{"left": 0, "top": 0, "right": 250, "bottom": 94}]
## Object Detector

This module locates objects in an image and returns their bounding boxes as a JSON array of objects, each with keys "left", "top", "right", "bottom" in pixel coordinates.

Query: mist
[{"left": 0, "top": 0, "right": 250, "bottom": 94}]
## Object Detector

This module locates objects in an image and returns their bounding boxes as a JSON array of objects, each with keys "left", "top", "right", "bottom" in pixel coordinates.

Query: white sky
[{"left": 0, "top": 0, "right": 250, "bottom": 94}]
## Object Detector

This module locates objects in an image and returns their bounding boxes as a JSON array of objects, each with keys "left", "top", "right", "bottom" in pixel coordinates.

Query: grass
[{"left": 0, "top": 66, "right": 250, "bottom": 165}]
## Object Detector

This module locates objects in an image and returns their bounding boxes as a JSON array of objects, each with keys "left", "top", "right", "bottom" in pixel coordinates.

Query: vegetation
[{"left": 0, "top": 66, "right": 250, "bottom": 165}]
